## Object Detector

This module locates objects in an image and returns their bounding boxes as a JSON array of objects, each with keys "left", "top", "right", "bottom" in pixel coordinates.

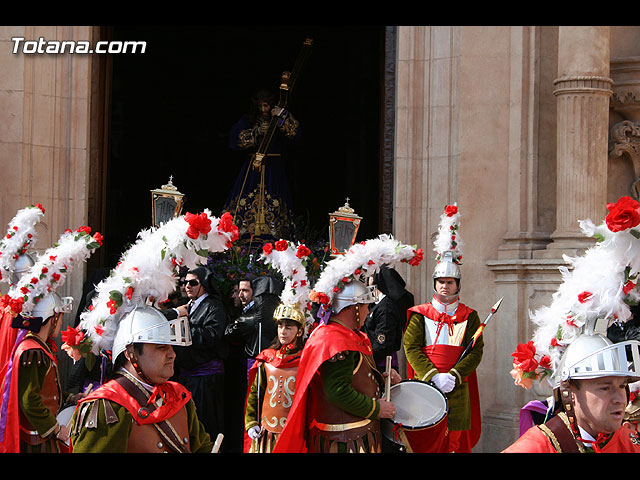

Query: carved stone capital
[
  {"left": 609, "top": 120, "right": 640, "bottom": 199},
  {"left": 553, "top": 75, "right": 613, "bottom": 96}
]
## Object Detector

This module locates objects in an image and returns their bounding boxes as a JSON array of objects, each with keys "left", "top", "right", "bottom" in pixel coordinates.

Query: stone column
[{"left": 544, "top": 26, "right": 612, "bottom": 255}]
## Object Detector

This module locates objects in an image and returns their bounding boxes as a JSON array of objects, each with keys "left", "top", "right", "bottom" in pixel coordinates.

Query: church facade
[{"left": 1, "top": 25, "right": 639, "bottom": 452}]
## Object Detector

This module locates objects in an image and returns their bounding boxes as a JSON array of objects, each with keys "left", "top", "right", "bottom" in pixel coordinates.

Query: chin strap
[{"left": 125, "top": 345, "right": 154, "bottom": 386}]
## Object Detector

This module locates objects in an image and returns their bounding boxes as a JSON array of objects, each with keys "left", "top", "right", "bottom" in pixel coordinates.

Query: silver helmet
[
  {"left": 8, "top": 253, "right": 35, "bottom": 285},
  {"left": 29, "top": 291, "right": 74, "bottom": 321},
  {"left": 112, "top": 304, "right": 192, "bottom": 364},
  {"left": 432, "top": 251, "right": 461, "bottom": 281},
  {"left": 557, "top": 333, "right": 640, "bottom": 383},
  {"left": 332, "top": 280, "right": 378, "bottom": 314}
]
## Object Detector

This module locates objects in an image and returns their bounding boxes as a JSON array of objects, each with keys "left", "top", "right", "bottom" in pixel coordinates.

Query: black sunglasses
[{"left": 180, "top": 279, "right": 200, "bottom": 287}]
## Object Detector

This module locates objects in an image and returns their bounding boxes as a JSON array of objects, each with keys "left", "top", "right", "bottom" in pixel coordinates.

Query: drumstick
[
  {"left": 385, "top": 355, "right": 392, "bottom": 402},
  {"left": 211, "top": 433, "right": 224, "bottom": 453}
]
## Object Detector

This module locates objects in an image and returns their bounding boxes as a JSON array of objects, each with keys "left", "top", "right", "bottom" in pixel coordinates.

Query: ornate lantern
[
  {"left": 328, "top": 198, "right": 362, "bottom": 256},
  {"left": 150, "top": 176, "right": 185, "bottom": 227}
]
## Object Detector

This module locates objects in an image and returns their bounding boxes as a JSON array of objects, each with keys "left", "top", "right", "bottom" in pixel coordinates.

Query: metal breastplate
[
  {"left": 126, "top": 404, "right": 191, "bottom": 453},
  {"left": 260, "top": 362, "right": 297, "bottom": 433},
  {"left": 307, "top": 351, "right": 382, "bottom": 444}
]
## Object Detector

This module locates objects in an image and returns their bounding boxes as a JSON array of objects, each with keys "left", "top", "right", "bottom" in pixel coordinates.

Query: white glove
[
  {"left": 248, "top": 426, "right": 263, "bottom": 440},
  {"left": 432, "top": 373, "right": 456, "bottom": 393}
]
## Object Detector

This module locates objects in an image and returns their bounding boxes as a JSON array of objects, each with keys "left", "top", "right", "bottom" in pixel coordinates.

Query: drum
[
  {"left": 381, "top": 380, "right": 449, "bottom": 453},
  {"left": 56, "top": 405, "right": 76, "bottom": 447}
]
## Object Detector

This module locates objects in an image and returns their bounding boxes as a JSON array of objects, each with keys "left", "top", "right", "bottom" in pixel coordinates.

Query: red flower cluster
[
  {"left": 93, "top": 232, "right": 104, "bottom": 246},
  {"left": 107, "top": 299, "right": 117, "bottom": 314},
  {"left": 184, "top": 212, "right": 212, "bottom": 239},
  {"left": 408, "top": 248, "right": 424, "bottom": 266},
  {"left": 275, "top": 240, "right": 288, "bottom": 252},
  {"left": 77, "top": 226, "right": 92, "bottom": 235},
  {"left": 61, "top": 325, "right": 85, "bottom": 347},
  {"left": 444, "top": 204, "right": 458, "bottom": 217},
  {"left": 310, "top": 290, "right": 330, "bottom": 305},
  {"left": 606, "top": 196, "right": 640, "bottom": 232},
  {"left": 0, "top": 294, "right": 24, "bottom": 314},
  {"left": 296, "top": 244, "right": 311, "bottom": 258},
  {"left": 624, "top": 281, "right": 637, "bottom": 296},
  {"left": 511, "top": 341, "right": 538, "bottom": 373},
  {"left": 578, "top": 291, "right": 593, "bottom": 303},
  {"left": 218, "top": 212, "right": 239, "bottom": 243},
  {"left": 262, "top": 243, "right": 273, "bottom": 255},
  {"left": 34, "top": 203, "right": 45, "bottom": 213}
]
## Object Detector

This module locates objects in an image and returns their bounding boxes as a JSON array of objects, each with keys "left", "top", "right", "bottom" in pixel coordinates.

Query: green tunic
[
  {"left": 403, "top": 308, "right": 483, "bottom": 431},
  {"left": 17, "top": 340, "right": 69, "bottom": 452},
  {"left": 70, "top": 395, "right": 213, "bottom": 453}
]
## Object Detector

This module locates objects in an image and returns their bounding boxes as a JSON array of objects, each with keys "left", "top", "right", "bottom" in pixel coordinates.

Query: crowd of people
[{"left": 2, "top": 196, "right": 640, "bottom": 455}]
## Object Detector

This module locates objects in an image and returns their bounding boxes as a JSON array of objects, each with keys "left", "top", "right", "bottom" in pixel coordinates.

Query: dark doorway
[{"left": 102, "top": 26, "right": 388, "bottom": 267}]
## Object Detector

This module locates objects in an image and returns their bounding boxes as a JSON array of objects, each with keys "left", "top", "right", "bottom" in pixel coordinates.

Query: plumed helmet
[
  {"left": 332, "top": 280, "right": 378, "bottom": 314},
  {"left": 9, "top": 253, "right": 35, "bottom": 285},
  {"left": 111, "top": 304, "right": 192, "bottom": 364},
  {"left": 432, "top": 252, "right": 461, "bottom": 281},
  {"left": 30, "top": 291, "right": 73, "bottom": 322},
  {"left": 557, "top": 332, "right": 640, "bottom": 384}
]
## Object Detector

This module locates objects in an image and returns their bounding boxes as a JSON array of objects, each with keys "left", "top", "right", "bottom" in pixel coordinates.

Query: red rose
[
  {"left": 20, "top": 286, "right": 29, "bottom": 294},
  {"left": 52, "top": 273, "right": 61, "bottom": 282},
  {"left": 275, "top": 240, "right": 288, "bottom": 252},
  {"left": 76, "top": 226, "right": 92, "bottom": 234},
  {"left": 218, "top": 212, "right": 239, "bottom": 242},
  {"left": 511, "top": 341, "right": 538, "bottom": 373},
  {"left": 93, "top": 232, "right": 104, "bottom": 246},
  {"left": 606, "top": 196, "right": 640, "bottom": 232},
  {"left": 184, "top": 212, "right": 212, "bottom": 239},
  {"left": 342, "top": 277, "right": 350, "bottom": 284},
  {"left": 61, "top": 326, "right": 85, "bottom": 347},
  {"left": 578, "top": 291, "right": 593, "bottom": 303},
  {"left": 317, "top": 292, "right": 330, "bottom": 304},
  {"left": 125, "top": 286, "right": 134, "bottom": 300},
  {"left": 444, "top": 204, "right": 458, "bottom": 217},
  {"left": 41, "top": 267, "right": 48, "bottom": 274},
  {"left": 623, "top": 280, "right": 636, "bottom": 296},
  {"left": 94, "top": 325, "right": 104, "bottom": 336},
  {"left": 34, "top": 203, "right": 45, "bottom": 213},
  {"left": 30, "top": 277, "right": 38, "bottom": 284},
  {"left": 409, "top": 248, "right": 424, "bottom": 266},
  {"left": 262, "top": 243, "right": 273, "bottom": 255},
  {"left": 296, "top": 244, "right": 311, "bottom": 258},
  {"left": 539, "top": 355, "right": 551, "bottom": 370},
  {"left": 107, "top": 299, "right": 117, "bottom": 315}
]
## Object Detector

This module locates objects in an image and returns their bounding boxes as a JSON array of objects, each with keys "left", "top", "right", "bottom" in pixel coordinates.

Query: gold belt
[{"left": 310, "top": 418, "right": 372, "bottom": 432}]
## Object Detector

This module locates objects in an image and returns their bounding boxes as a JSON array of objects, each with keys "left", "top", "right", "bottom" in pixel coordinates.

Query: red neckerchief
[{"left": 570, "top": 423, "right": 611, "bottom": 452}]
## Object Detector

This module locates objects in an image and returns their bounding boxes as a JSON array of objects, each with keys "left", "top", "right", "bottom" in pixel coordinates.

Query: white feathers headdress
[
  {"left": 71, "top": 210, "right": 238, "bottom": 357},
  {"left": 0, "top": 203, "right": 46, "bottom": 284},
  {"left": 260, "top": 239, "right": 314, "bottom": 336},
  {"left": 433, "top": 203, "right": 463, "bottom": 264},
  {"left": 310, "top": 233, "right": 423, "bottom": 308},
  {"left": 511, "top": 196, "right": 640, "bottom": 388}
]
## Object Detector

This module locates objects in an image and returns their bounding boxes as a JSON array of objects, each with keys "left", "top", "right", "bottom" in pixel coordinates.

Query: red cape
[
  {"left": 0, "top": 336, "right": 57, "bottom": 453},
  {"left": 0, "top": 312, "right": 19, "bottom": 371},
  {"left": 77, "top": 376, "right": 192, "bottom": 426},
  {"left": 272, "top": 322, "right": 374, "bottom": 453},
  {"left": 405, "top": 302, "right": 482, "bottom": 451}
]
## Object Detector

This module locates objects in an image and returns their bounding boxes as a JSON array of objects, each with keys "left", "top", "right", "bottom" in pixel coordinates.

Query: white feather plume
[
  {"left": 529, "top": 216, "right": 640, "bottom": 376},
  {"left": 0, "top": 204, "right": 45, "bottom": 283},
  {"left": 311, "top": 234, "right": 423, "bottom": 305},
  {"left": 433, "top": 203, "right": 463, "bottom": 264},
  {"left": 78, "top": 210, "right": 236, "bottom": 356},
  {"left": 8, "top": 226, "right": 102, "bottom": 316}
]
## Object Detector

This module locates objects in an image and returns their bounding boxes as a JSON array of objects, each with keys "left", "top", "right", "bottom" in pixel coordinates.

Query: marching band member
[
  {"left": 504, "top": 196, "right": 640, "bottom": 453},
  {"left": 404, "top": 204, "right": 483, "bottom": 453},
  {"left": 244, "top": 240, "right": 313, "bottom": 452},
  {"left": 0, "top": 223, "right": 102, "bottom": 452},
  {"left": 65, "top": 210, "right": 238, "bottom": 453},
  {"left": 273, "top": 235, "right": 423, "bottom": 453}
]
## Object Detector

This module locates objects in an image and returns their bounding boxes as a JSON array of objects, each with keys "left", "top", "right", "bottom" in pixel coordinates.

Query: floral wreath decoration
[
  {"left": 260, "top": 239, "right": 315, "bottom": 337},
  {"left": 433, "top": 203, "right": 463, "bottom": 265},
  {"left": 0, "top": 203, "right": 46, "bottom": 286},
  {"left": 510, "top": 196, "right": 640, "bottom": 391},
  {"left": 61, "top": 210, "right": 239, "bottom": 367},
  {"left": 308, "top": 233, "right": 424, "bottom": 324}
]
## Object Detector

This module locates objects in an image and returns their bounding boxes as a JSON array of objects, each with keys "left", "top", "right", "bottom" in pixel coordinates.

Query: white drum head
[{"left": 388, "top": 380, "right": 447, "bottom": 428}]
